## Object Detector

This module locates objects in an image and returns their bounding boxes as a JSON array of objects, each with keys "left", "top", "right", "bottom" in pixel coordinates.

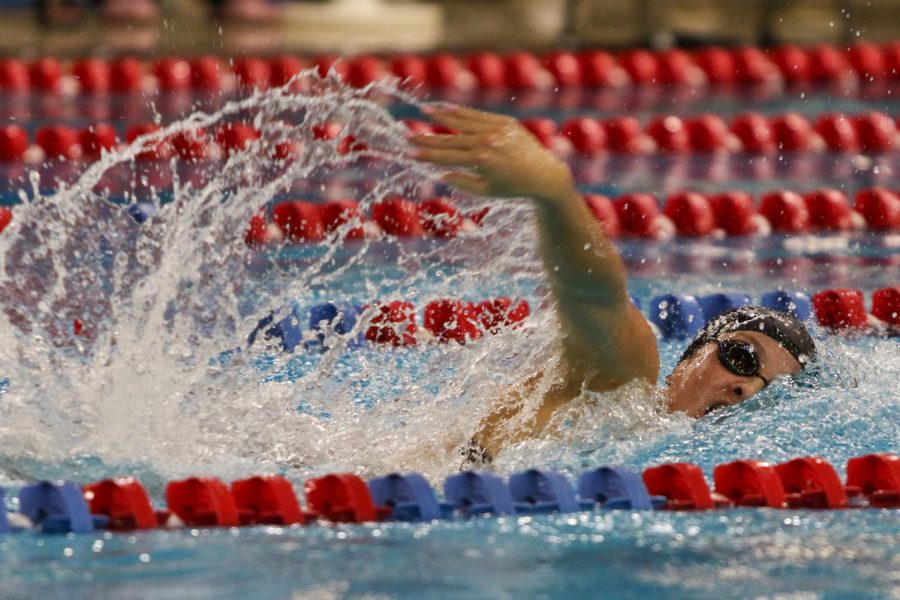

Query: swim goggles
[{"left": 717, "top": 339, "right": 771, "bottom": 387}]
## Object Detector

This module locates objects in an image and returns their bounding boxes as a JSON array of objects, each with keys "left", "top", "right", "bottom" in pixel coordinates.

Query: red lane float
[
  {"left": 871, "top": 287, "right": 900, "bottom": 326},
  {"left": 578, "top": 49, "right": 628, "bottom": 87},
  {"left": 521, "top": 118, "right": 559, "bottom": 149},
  {"left": 814, "top": 113, "right": 860, "bottom": 152},
  {"left": 372, "top": 197, "right": 426, "bottom": 236},
  {"left": 603, "top": 116, "right": 648, "bottom": 154},
  {"left": 0, "top": 208, "right": 11, "bottom": 234},
  {"left": 686, "top": 114, "right": 732, "bottom": 152},
  {"left": 771, "top": 45, "right": 812, "bottom": 85},
  {"left": 110, "top": 57, "right": 143, "bottom": 93},
  {"left": 234, "top": 57, "right": 271, "bottom": 90},
  {"left": 613, "top": 193, "right": 666, "bottom": 238},
  {"left": 845, "top": 454, "right": 900, "bottom": 508},
  {"left": 560, "top": 117, "right": 607, "bottom": 154},
  {"left": 126, "top": 123, "right": 174, "bottom": 161},
  {"left": 303, "top": 473, "right": 383, "bottom": 523},
  {"left": 708, "top": 191, "right": 760, "bottom": 236},
  {"left": 320, "top": 199, "right": 365, "bottom": 239},
  {"left": 29, "top": 57, "right": 62, "bottom": 92},
  {"left": 775, "top": 457, "right": 849, "bottom": 509},
  {"left": 582, "top": 194, "right": 620, "bottom": 238},
  {"left": 269, "top": 54, "right": 303, "bottom": 87},
  {"left": 475, "top": 297, "right": 530, "bottom": 333},
  {"left": 218, "top": 123, "right": 261, "bottom": 156},
  {"left": 365, "top": 300, "right": 417, "bottom": 346},
  {"left": 83, "top": 478, "right": 157, "bottom": 530},
  {"left": 166, "top": 477, "right": 241, "bottom": 527},
  {"left": 759, "top": 190, "right": 811, "bottom": 233},
  {"left": 734, "top": 47, "right": 781, "bottom": 86},
  {"left": 190, "top": 55, "right": 222, "bottom": 92},
  {"left": 231, "top": 476, "right": 307, "bottom": 526},
  {"left": 663, "top": 192, "right": 717, "bottom": 237},
  {"left": 731, "top": 112, "right": 776, "bottom": 154},
  {"left": 424, "top": 300, "right": 482, "bottom": 343},
  {"left": 79, "top": 124, "right": 118, "bottom": 160},
  {"left": 812, "top": 289, "right": 868, "bottom": 330},
  {"left": 0, "top": 58, "right": 30, "bottom": 91},
  {"left": 543, "top": 50, "right": 582, "bottom": 87},
  {"left": 713, "top": 460, "right": 786, "bottom": 508},
  {"left": 855, "top": 112, "right": 897, "bottom": 152},
  {"left": 170, "top": 128, "right": 212, "bottom": 161},
  {"left": 0, "top": 125, "right": 28, "bottom": 161},
  {"left": 423, "top": 298, "right": 529, "bottom": 343},
  {"left": 854, "top": 189, "right": 900, "bottom": 231},
  {"left": 390, "top": 54, "right": 428, "bottom": 88},
  {"left": 772, "top": 113, "right": 819, "bottom": 152},
  {"left": 72, "top": 58, "right": 111, "bottom": 93},
  {"left": 153, "top": 57, "right": 192, "bottom": 92},
  {"left": 273, "top": 201, "right": 325, "bottom": 242},
  {"left": 803, "top": 189, "right": 856, "bottom": 231},
  {"left": 36, "top": 125, "right": 81, "bottom": 161},
  {"left": 642, "top": 463, "right": 716, "bottom": 510},
  {"left": 419, "top": 198, "right": 464, "bottom": 238},
  {"left": 647, "top": 115, "right": 691, "bottom": 152}
]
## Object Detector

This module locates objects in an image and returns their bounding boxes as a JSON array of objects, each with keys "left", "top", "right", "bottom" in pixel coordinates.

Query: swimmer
[{"left": 408, "top": 106, "right": 816, "bottom": 462}]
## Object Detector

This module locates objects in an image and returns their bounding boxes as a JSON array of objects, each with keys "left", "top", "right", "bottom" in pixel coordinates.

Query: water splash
[{"left": 0, "top": 72, "right": 561, "bottom": 484}]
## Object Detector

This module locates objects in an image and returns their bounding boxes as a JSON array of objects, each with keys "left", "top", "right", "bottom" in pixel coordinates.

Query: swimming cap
[{"left": 679, "top": 306, "right": 816, "bottom": 367}]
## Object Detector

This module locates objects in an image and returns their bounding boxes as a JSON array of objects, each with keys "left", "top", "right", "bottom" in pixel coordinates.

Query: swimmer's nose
[{"left": 731, "top": 377, "right": 766, "bottom": 401}]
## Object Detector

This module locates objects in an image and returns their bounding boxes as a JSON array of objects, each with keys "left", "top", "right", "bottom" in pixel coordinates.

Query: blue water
[{"left": 0, "top": 76, "right": 898, "bottom": 599}]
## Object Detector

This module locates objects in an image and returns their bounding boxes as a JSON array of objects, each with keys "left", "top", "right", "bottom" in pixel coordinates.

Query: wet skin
[{"left": 663, "top": 330, "right": 804, "bottom": 418}]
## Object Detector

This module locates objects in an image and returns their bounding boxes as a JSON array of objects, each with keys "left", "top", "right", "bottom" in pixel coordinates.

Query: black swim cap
[{"left": 679, "top": 306, "right": 816, "bottom": 368}]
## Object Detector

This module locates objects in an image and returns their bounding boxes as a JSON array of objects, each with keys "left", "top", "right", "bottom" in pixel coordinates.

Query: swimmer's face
[{"left": 664, "top": 331, "right": 803, "bottom": 418}]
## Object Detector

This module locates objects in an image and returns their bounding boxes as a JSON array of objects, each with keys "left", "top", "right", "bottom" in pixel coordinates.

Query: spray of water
[{"left": 0, "top": 72, "right": 591, "bottom": 485}]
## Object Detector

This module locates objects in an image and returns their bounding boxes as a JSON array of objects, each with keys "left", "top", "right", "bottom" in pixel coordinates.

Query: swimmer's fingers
[
  {"left": 425, "top": 108, "right": 514, "bottom": 135},
  {"left": 440, "top": 171, "right": 490, "bottom": 195},
  {"left": 409, "top": 133, "right": 480, "bottom": 151},
  {"left": 411, "top": 147, "right": 480, "bottom": 167}
]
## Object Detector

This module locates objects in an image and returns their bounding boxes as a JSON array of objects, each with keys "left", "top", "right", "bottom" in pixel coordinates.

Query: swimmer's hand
[{"left": 409, "top": 106, "right": 577, "bottom": 203}]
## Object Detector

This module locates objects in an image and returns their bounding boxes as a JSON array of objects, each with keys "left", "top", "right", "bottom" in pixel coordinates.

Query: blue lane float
[
  {"left": 127, "top": 202, "right": 157, "bottom": 224},
  {"left": 368, "top": 472, "right": 445, "bottom": 522},
  {"left": 698, "top": 292, "right": 753, "bottom": 322},
  {"left": 648, "top": 293, "right": 705, "bottom": 338},
  {"left": 19, "top": 480, "right": 108, "bottom": 534},
  {"left": 761, "top": 290, "right": 812, "bottom": 321},
  {"left": 308, "top": 302, "right": 365, "bottom": 350},
  {"left": 442, "top": 471, "right": 517, "bottom": 517},
  {"left": 247, "top": 307, "right": 304, "bottom": 353},
  {"left": 577, "top": 466, "right": 666, "bottom": 510},
  {"left": 0, "top": 487, "right": 8, "bottom": 533},
  {"left": 508, "top": 469, "right": 593, "bottom": 514}
]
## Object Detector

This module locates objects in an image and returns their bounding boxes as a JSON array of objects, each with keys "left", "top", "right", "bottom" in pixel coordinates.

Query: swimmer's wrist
[{"left": 531, "top": 177, "right": 581, "bottom": 208}]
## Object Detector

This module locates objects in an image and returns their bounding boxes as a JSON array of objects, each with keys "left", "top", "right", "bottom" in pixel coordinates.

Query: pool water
[{"left": 0, "top": 72, "right": 898, "bottom": 599}]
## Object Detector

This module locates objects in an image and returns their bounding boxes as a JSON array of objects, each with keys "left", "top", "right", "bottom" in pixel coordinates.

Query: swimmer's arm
[
  {"left": 533, "top": 186, "right": 660, "bottom": 392},
  {"left": 411, "top": 106, "right": 659, "bottom": 392}
]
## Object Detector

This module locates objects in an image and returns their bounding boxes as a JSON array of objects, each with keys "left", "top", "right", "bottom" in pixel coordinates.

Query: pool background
[{"left": 0, "top": 73, "right": 898, "bottom": 599}]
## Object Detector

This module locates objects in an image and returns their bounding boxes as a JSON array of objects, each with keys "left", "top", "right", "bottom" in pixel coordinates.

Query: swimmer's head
[{"left": 664, "top": 306, "right": 816, "bottom": 418}]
